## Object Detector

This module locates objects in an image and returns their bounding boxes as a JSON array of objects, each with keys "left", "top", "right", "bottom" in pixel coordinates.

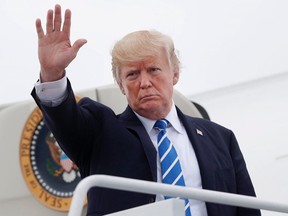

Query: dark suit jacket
[{"left": 32, "top": 81, "right": 261, "bottom": 216}]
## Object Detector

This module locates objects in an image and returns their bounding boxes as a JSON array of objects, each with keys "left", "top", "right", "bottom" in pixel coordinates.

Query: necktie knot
[{"left": 154, "top": 119, "right": 169, "bottom": 131}]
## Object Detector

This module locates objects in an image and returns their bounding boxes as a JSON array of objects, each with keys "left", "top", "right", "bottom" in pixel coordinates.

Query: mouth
[{"left": 140, "top": 94, "right": 158, "bottom": 101}]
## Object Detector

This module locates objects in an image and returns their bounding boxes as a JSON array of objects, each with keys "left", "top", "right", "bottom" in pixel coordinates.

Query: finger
[
  {"left": 62, "top": 9, "right": 71, "bottom": 38},
  {"left": 46, "top": 9, "right": 54, "bottom": 34},
  {"left": 54, "top": 4, "right": 62, "bottom": 32},
  {"left": 71, "top": 39, "right": 88, "bottom": 54},
  {"left": 35, "top": 18, "right": 44, "bottom": 39}
]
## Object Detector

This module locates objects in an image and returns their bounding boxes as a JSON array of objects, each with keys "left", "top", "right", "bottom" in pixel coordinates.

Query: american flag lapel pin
[{"left": 196, "top": 128, "right": 203, "bottom": 136}]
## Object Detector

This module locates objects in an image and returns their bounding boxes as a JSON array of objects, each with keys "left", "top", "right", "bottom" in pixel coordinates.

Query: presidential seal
[{"left": 19, "top": 106, "right": 82, "bottom": 211}]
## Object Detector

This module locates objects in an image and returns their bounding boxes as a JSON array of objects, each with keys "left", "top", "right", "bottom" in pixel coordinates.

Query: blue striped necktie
[{"left": 154, "top": 119, "right": 191, "bottom": 216}]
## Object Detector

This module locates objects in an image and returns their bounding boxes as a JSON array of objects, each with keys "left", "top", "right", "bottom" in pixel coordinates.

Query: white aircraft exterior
[{"left": 0, "top": 1, "right": 287, "bottom": 215}]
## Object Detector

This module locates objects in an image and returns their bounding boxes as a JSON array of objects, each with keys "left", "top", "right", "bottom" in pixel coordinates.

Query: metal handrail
[{"left": 68, "top": 175, "right": 288, "bottom": 216}]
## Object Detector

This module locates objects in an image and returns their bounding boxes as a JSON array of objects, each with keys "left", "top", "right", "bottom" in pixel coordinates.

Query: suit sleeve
[
  {"left": 229, "top": 132, "right": 261, "bottom": 216},
  {"left": 31, "top": 79, "right": 110, "bottom": 175}
]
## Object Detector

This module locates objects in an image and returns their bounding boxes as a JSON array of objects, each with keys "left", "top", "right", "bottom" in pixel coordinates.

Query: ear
[
  {"left": 172, "top": 68, "right": 179, "bottom": 85},
  {"left": 117, "top": 81, "right": 126, "bottom": 95}
]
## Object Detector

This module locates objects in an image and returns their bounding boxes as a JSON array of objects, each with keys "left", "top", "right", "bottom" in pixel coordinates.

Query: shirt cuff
[{"left": 34, "top": 75, "right": 68, "bottom": 107}]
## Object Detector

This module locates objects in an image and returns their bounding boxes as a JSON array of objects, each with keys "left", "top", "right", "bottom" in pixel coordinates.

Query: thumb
[{"left": 71, "top": 39, "right": 87, "bottom": 54}]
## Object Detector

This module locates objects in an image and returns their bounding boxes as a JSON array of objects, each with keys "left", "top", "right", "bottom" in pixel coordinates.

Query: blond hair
[{"left": 111, "top": 30, "right": 180, "bottom": 82}]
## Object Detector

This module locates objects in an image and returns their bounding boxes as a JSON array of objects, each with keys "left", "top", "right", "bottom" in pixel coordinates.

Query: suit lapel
[
  {"left": 119, "top": 106, "right": 157, "bottom": 182},
  {"left": 177, "top": 107, "right": 217, "bottom": 190},
  {"left": 118, "top": 105, "right": 218, "bottom": 187}
]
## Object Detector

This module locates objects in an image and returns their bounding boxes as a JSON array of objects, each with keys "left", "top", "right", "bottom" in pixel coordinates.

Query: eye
[
  {"left": 126, "top": 70, "right": 139, "bottom": 80},
  {"left": 149, "top": 67, "right": 161, "bottom": 73}
]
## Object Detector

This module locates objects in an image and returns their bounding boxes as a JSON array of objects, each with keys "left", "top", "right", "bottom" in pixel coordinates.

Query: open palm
[{"left": 36, "top": 5, "right": 87, "bottom": 82}]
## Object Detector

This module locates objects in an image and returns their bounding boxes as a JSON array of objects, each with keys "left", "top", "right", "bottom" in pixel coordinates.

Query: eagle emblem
[
  {"left": 46, "top": 132, "right": 80, "bottom": 183},
  {"left": 20, "top": 103, "right": 85, "bottom": 211}
]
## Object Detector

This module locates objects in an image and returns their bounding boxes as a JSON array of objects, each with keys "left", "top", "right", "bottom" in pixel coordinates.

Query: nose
[{"left": 139, "top": 71, "right": 152, "bottom": 89}]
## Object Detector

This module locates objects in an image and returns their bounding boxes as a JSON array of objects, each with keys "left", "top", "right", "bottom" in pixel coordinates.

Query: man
[{"left": 32, "top": 4, "right": 261, "bottom": 216}]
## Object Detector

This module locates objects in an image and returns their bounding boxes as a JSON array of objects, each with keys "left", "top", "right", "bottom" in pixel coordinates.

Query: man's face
[{"left": 118, "top": 50, "right": 179, "bottom": 120}]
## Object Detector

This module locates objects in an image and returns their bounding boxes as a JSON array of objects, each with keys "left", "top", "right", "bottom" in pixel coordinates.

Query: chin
[
  {"left": 141, "top": 101, "right": 159, "bottom": 109},
  {"left": 139, "top": 103, "right": 166, "bottom": 116}
]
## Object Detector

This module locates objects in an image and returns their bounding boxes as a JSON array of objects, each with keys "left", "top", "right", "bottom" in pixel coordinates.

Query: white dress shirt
[
  {"left": 35, "top": 75, "right": 67, "bottom": 106},
  {"left": 35, "top": 77, "right": 208, "bottom": 216},
  {"left": 136, "top": 106, "right": 208, "bottom": 216}
]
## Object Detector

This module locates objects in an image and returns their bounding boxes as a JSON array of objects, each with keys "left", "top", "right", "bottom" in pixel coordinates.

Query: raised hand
[{"left": 35, "top": 4, "right": 87, "bottom": 82}]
